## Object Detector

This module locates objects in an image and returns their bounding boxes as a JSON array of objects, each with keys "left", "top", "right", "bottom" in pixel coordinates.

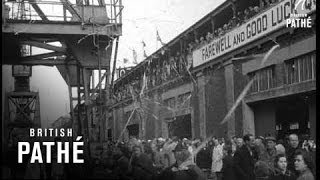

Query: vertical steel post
[
  {"left": 97, "top": 36, "right": 104, "bottom": 143},
  {"left": 66, "top": 65, "right": 75, "bottom": 133},
  {"left": 63, "top": 5, "right": 67, "bottom": 21},
  {"left": 77, "top": 63, "right": 82, "bottom": 134},
  {"left": 82, "top": 68, "right": 91, "bottom": 157},
  {"left": 110, "top": 37, "right": 119, "bottom": 90}
]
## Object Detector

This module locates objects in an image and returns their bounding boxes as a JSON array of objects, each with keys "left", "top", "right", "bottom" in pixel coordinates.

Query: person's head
[
  {"left": 232, "top": 136, "right": 237, "bottom": 142},
  {"left": 132, "top": 145, "right": 142, "bottom": 157},
  {"left": 275, "top": 154, "right": 287, "bottom": 172},
  {"left": 277, "top": 139, "right": 284, "bottom": 145},
  {"left": 173, "top": 142, "right": 190, "bottom": 165},
  {"left": 214, "top": 139, "right": 219, "bottom": 146},
  {"left": 208, "top": 140, "right": 214, "bottom": 146},
  {"left": 244, "top": 9, "right": 249, "bottom": 15},
  {"left": 236, "top": 137, "right": 244, "bottom": 148},
  {"left": 289, "top": 134, "right": 299, "bottom": 149},
  {"left": 294, "top": 150, "right": 314, "bottom": 174},
  {"left": 266, "top": 136, "right": 276, "bottom": 150},
  {"left": 275, "top": 144, "right": 286, "bottom": 155},
  {"left": 255, "top": 138, "right": 263, "bottom": 146},
  {"left": 223, "top": 24, "right": 228, "bottom": 30},
  {"left": 223, "top": 145, "right": 233, "bottom": 156},
  {"left": 243, "top": 134, "right": 255, "bottom": 148},
  {"left": 254, "top": 6, "right": 259, "bottom": 12}
]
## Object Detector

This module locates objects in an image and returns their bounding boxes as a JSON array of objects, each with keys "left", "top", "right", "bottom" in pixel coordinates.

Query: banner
[{"left": 192, "top": 0, "right": 316, "bottom": 68}]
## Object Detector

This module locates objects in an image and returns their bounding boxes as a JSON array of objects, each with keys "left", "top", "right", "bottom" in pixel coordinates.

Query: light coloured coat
[{"left": 211, "top": 144, "right": 223, "bottom": 172}]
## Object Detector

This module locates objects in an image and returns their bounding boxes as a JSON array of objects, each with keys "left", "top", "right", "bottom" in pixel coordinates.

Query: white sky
[
  {"left": 2, "top": 0, "right": 225, "bottom": 127},
  {"left": 116, "top": 0, "right": 225, "bottom": 67}
]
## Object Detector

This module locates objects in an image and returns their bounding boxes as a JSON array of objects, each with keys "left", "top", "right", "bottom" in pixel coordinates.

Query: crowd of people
[
  {"left": 93, "top": 133, "right": 316, "bottom": 180},
  {"left": 187, "top": 0, "right": 282, "bottom": 53},
  {"left": 114, "top": 51, "right": 190, "bottom": 102},
  {"left": 114, "top": 0, "right": 287, "bottom": 102},
  {"left": 2, "top": 132, "right": 316, "bottom": 179}
]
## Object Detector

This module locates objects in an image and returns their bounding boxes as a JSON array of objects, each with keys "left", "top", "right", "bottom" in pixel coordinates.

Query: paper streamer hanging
[{"left": 220, "top": 44, "right": 280, "bottom": 125}]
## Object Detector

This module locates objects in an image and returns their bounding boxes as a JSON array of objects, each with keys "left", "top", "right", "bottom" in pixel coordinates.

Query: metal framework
[{"left": 2, "top": 0, "right": 123, "bottom": 156}]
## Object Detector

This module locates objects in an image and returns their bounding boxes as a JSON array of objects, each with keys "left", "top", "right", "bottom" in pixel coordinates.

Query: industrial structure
[
  {"left": 111, "top": 0, "right": 316, "bottom": 142},
  {"left": 2, "top": 0, "right": 123, "bottom": 155}
]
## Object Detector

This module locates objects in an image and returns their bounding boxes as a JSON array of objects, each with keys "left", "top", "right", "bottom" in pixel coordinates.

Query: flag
[
  {"left": 132, "top": 49, "right": 138, "bottom": 64},
  {"left": 141, "top": 40, "right": 146, "bottom": 47},
  {"left": 143, "top": 50, "right": 148, "bottom": 58},
  {"left": 140, "top": 72, "right": 147, "bottom": 96},
  {"left": 123, "top": 58, "right": 129, "bottom": 64},
  {"left": 156, "top": 29, "right": 165, "bottom": 46}
]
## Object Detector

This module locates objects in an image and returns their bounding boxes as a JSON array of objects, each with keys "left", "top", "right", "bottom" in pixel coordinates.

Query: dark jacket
[
  {"left": 130, "top": 153, "right": 156, "bottom": 180},
  {"left": 286, "top": 147, "right": 303, "bottom": 176},
  {"left": 296, "top": 168, "right": 315, "bottom": 180},
  {"left": 233, "top": 145, "right": 255, "bottom": 180},
  {"left": 269, "top": 168, "right": 295, "bottom": 180},
  {"left": 196, "top": 146, "right": 212, "bottom": 169},
  {"left": 221, "top": 154, "right": 235, "bottom": 180}
]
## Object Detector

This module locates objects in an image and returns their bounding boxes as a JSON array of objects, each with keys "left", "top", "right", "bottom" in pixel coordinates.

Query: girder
[
  {"left": 2, "top": 0, "right": 123, "bottom": 143},
  {"left": 3, "top": 20, "right": 121, "bottom": 36},
  {"left": 20, "top": 40, "right": 66, "bottom": 52}
]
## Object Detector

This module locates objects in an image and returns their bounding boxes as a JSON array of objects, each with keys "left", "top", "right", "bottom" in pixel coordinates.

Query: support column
[
  {"left": 112, "top": 109, "right": 117, "bottom": 141},
  {"left": 82, "top": 68, "right": 91, "bottom": 153},
  {"left": 161, "top": 101, "right": 169, "bottom": 138},
  {"left": 196, "top": 71, "right": 206, "bottom": 139},
  {"left": 139, "top": 110, "right": 146, "bottom": 140},
  {"left": 3, "top": 93, "right": 9, "bottom": 152},
  {"left": 154, "top": 93, "right": 162, "bottom": 138},
  {"left": 309, "top": 96, "right": 316, "bottom": 140},
  {"left": 66, "top": 65, "right": 75, "bottom": 135},
  {"left": 161, "top": 120, "right": 169, "bottom": 139},
  {"left": 224, "top": 61, "right": 236, "bottom": 138},
  {"left": 77, "top": 64, "right": 82, "bottom": 135},
  {"left": 190, "top": 85, "right": 195, "bottom": 139},
  {"left": 210, "top": 17, "right": 215, "bottom": 33},
  {"left": 34, "top": 93, "right": 41, "bottom": 128},
  {"left": 242, "top": 101, "right": 255, "bottom": 136}
]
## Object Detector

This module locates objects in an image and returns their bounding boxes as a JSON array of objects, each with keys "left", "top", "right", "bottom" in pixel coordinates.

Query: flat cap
[{"left": 265, "top": 136, "right": 276, "bottom": 142}]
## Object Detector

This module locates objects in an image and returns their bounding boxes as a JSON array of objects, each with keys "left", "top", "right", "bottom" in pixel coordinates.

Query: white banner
[{"left": 192, "top": 0, "right": 316, "bottom": 68}]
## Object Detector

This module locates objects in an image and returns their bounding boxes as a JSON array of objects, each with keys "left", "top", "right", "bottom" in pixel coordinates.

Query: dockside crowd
[{"left": 3, "top": 133, "right": 316, "bottom": 180}]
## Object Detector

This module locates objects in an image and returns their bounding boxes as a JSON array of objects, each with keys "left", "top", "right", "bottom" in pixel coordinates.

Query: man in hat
[
  {"left": 264, "top": 136, "right": 278, "bottom": 173},
  {"left": 233, "top": 134, "right": 256, "bottom": 180},
  {"left": 158, "top": 141, "right": 206, "bottom": 180}
]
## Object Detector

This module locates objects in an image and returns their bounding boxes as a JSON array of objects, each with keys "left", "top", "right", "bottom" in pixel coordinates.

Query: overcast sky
[{"left": 2, "top": 0, "right": 225, "bottom": 128}]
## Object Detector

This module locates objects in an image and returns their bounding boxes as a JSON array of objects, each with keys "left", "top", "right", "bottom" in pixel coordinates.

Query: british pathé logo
[
  {"left": 294, "top": 0, "right": 314, "bottom": 11},
  {"left": 286, "top": 0, "right": 316, "bottom": 28}
]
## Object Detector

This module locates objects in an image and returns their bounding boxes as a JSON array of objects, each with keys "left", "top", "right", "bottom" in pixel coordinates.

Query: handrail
[{"left": 4, "top": 0, "right": 123, "bottom": 24}]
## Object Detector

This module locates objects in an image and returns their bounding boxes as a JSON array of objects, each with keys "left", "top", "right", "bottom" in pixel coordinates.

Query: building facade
[{"left": 110, "top": 0, "right": 316, "bottom": 142}]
